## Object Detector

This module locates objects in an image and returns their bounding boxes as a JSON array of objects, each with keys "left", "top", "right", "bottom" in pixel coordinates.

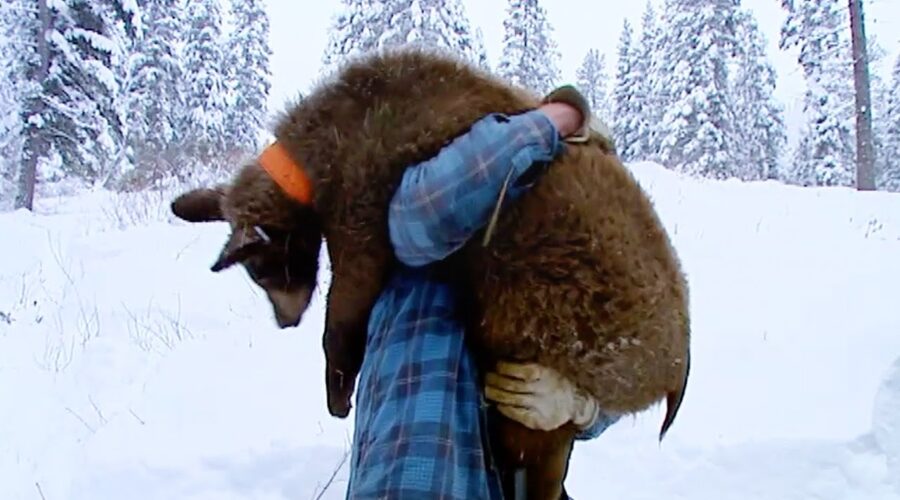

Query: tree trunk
[
  {"left": 849, "top": 0, "right": 876, "bottom": 191},
  {"left": 15, "top": 0, "right": 50, "bottom": 211}
]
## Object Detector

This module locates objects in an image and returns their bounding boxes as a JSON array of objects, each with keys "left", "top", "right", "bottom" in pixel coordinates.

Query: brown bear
[{"left": 170, "top": 47, "right": 690, "bottom": 499}]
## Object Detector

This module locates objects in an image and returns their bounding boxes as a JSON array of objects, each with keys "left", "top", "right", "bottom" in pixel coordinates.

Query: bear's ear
[{"left": 171, "top": 187, "right": 226, "bottom": 222}]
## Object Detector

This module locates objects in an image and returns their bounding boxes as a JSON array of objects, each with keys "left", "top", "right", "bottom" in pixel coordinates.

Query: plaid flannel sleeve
[{"left": 388, "top": 109, "right": 564, "bottom": 267}]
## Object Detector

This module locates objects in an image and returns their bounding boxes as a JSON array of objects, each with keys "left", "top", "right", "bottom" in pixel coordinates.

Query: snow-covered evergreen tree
[
  {"left": 181, "top": 0, "right": 229, "bottom": 166},
  {"left": 882, "top": 54, "right": 900, "bottom": 192},
  {"left": 575, "top": 48, "right": 610, "bottom": 122},
  {"left": 612, "top": 19, "right": 641, "bottom": 162},
  {"left": 7, "top": 0, "right": 139, "bottom": 207},
  {"left": 224, "top": 0, "right": 272, "bottom": 154},
  {"left": 8, "top": 0, "right": 44, "bottom": 209},
  {"left": 55, "top": 0, "right": 138, "bottom": 183},
  {"left": 402, "top": 0, "right": 483, "bottom": 62},
  {"left": 322, "top": 0, "right": 386, "bottom": 69},
  {"left": 633, "top": 0, "right": 663, "bottom": 161},
  {"left": 323, "top": 0, "right": 485, "bottom": 73},
  {"left": 779, "top": 0, "right": 856, "bottom": 187},
  {"left": 472, "top": 26, "right": 490, "bottom": 71},
  {"left": 496, "top": 0, "right": 561, "bottom": 95},
  {"left": 0, "top": 1, "right": 28, "bottom": 204},
  {"left": 654, "top": 0, "right": 742, "bottom": 179},
  {"left": 126, "top": 0, "right": 185, "bottom": 184},
  {"left": 103, "top": 0, "right": 142, "bottom": 179},
  {"left": 731, "top": 9, "right": 786, "bottom": 181}
]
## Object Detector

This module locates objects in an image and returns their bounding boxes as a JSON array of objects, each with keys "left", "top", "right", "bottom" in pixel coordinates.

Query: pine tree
[
  {"left": 575, "top": 49, "right": 610, "bottom": 122},
  {"left": 731, "top": 9, "right": 786, "bottom": 181},
  {"left": 779, "top": 0, "right": 856, "bottom": 187},
  {"left": 472, "top": 26, "right": 490, "bottom": 71},
  {"left": 882, "top": 54, "right": 900, "bottom": 192},
  {"left": 126, "top": 0, "right": 185, "bottom": 184},
  {"left": 633, "top": 0, "right": 663, "bottom": 161},
  {"left": 496, "top": 0, "right": 561, "bottom": 95},
  {"left": 401, "top": 0, "right": 483, "bottom": 63},
  {"left": 322, "top": 0, "right": 386, "bottom": 69},
  {"left": 323, "top": 0, "right": 485, "bottom": 73},
  {"left": 224, "top": 0, "right": 273, "bottom": 155},
  {"left": 654, "top": 0, "right": 742, "bottom": 179},
  {"left": 857, "top": 37, "right": 890, "bottom": 192},
  {"left": 612, "top": 19, "right": 641, "bottom": 162},
  {"left": 0, "top": 1, "right": 29, "bottom": 204},
  {"left": 103, "top": 0, "right": 142, "bottom": 179},
  {"left": 7, "top": 0, "right": 138, "bottom": 208},
  {"left": 11, "top": 0, "right": 45, "bottom": 209},
  {"left": 53, "top": 0, "right": 138, "bottom": 183},
  {"left": 181, "top": 0, "right": 229, "bottom": 167}
]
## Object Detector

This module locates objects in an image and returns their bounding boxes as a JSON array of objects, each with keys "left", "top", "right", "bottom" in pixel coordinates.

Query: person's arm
[{"left": 388, "top": 104, "right": 581, "bottom": 267}]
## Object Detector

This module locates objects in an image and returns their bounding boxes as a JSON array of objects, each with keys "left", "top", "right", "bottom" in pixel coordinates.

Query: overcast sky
[{"left": 263, "top": 0, "right": 900, "bottom": 143}]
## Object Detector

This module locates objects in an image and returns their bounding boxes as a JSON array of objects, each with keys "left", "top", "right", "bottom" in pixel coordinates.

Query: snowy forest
[{"left": 2, "top": 0, "right": 899, "bottom": 212}]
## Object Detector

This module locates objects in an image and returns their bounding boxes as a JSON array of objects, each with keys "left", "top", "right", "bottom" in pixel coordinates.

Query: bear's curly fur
[{"left": 170, "top": 47, "right": 690, "bottom": 499}]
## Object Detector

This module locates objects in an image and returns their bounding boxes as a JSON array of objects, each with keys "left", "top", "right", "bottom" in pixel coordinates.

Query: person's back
[{"left": 346, "top": 92, "right": 620, "bottom": 499}]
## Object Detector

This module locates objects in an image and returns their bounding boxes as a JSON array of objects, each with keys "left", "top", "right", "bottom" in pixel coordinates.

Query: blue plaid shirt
[{"left": 346, "top": 110, "right": 618, "bottom": 499}]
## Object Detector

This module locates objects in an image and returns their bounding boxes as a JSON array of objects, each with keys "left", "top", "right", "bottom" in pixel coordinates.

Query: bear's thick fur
[{"left": 170, "top": 48, "right": 690, "bottom": 499}]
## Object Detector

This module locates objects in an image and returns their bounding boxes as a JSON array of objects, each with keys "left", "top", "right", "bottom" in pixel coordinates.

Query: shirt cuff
[
  {"left": 575, "top": 409, "right": 620, "bottom": 441},
  {"left": 494, "top": 109, "right": 565, "bottom": 193}
]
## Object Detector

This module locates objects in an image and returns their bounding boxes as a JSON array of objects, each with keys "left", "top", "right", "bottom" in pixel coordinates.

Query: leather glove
[
  {"left": 541, "top": 84, "right": 616, "bottom": 152},
  {"left": 484, "top": 361, "right": 601, "bottom": 432}
]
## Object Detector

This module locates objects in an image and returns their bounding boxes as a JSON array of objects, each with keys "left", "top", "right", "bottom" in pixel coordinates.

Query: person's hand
[
  {"left": 540, "top": 85, "right": 617, "bottom": 152},
  {"left": 538, "top": 101, "right": 584, "bottom": 138},
  {"left": 484, "top": 361, "right": 601, "bottom": 431}
]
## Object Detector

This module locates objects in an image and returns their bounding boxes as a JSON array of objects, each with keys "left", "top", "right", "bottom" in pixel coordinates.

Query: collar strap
[{"left": 258, "top": 141, "right": 313, "bottom": 205}]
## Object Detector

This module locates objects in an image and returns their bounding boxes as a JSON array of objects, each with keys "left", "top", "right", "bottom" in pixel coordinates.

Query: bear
[{"left": 170, "top": 47, "right": 690, "bottom": 499}]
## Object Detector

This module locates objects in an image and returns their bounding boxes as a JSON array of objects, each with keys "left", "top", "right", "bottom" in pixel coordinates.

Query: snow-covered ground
[{"left": 1, "top": 162, "right": 899, "bottom": 500}]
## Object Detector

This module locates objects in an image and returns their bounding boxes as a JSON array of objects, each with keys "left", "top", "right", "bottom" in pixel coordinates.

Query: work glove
[
  {"left": 484, "top": 361, "right": 602, "bottom": 432},
  {"left": 541, "top": 85, "right": 616, "bottom": 152}
]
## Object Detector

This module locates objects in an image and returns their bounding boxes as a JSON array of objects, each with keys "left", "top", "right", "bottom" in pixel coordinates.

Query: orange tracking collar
[{"left": 258, "top": 141, "right": 313, "bottom": 205}]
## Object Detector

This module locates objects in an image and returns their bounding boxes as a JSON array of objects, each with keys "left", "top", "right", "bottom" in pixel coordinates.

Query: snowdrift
[{"left": 1, "top": 162, "right": 899, "bottom": 499}]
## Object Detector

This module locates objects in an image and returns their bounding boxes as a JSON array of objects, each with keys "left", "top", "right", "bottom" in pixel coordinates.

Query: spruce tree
[
  {"left": 323, "top": 0, "right": 485, "bottom": 73},
  {"left": 862, "top": 39, "right": 892, "bottom": 192},
  {"left": 575, "top": 48, "right": 610, "bottom": 122},
  {"left": 0, "top": 1, "right": 29, "bottom": 204},
  {"left": 634, "top": 0, "right": 662, "bottom": 161},
  {"left": 496, "top": 0, "right": 561, "bottom": 95},
  {"left": 472, "top": 26, "right": 490, "bottom": 71},
  {"left": 612, "top": 19, "right": 641, "bottom": 162},
  {"left": 181, "top": 0, "right": 229, "bottom": 167},
  {"left": 224, "top": 0, "right": 273, "bottom": 154},
  {"left": 10, "top": 0, "right": 45, "bottom": 209},
  {"left": 400, "top": 0, "right": 483, "bottom": 63},
  {"left": 126, "top": 0, "right": 185, "bottom": 184},
  {"left": 8, "top": 0, "right": 138, "bottom": 207},
  {"left": 882, "top": 54, "right": 900, "bottom": 192},
  {"left": 731, "top": 9, "right": 786, "bottom": 181},
  {"left": 779, "top": 0, "right": 856, "bottom": 187},
  {"left": 322, "top": 0, "right": 387, "bottom": 69},
  {"left": 103, "top": 0, "right": 141, "bottom": 180},
  {"left": 654, "top": 0, "right": 742, "bottom": 179}
]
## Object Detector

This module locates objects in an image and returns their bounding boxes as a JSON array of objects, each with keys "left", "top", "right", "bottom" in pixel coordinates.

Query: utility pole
[{"left": 849, "top": 0, "right": 876, "bottom": 191}]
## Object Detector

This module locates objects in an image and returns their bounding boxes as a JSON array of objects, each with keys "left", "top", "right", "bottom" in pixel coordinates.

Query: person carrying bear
[{"left": 345, "top": 84, "right": 620, "bottom": 499}]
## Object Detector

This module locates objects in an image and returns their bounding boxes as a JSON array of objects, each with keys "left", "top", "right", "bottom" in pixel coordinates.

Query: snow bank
[{"left": 1, "top": 162, "right": 899, "bottom": 499}]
